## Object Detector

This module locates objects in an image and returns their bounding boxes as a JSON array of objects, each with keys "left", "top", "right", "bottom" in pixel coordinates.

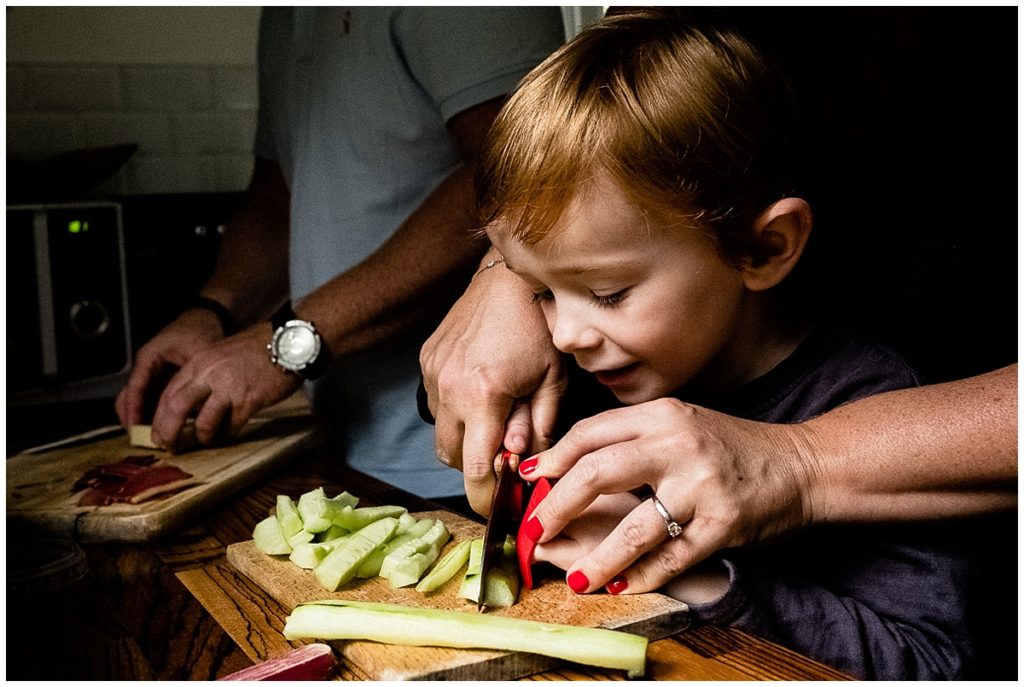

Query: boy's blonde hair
[{"left": 477, "top": 9, "right": 803, "bottom": 265}]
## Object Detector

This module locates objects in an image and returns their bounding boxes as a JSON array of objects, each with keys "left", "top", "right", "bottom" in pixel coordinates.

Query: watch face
[{"left": 274, "top": 323, "right": 320, "bottom": 370}]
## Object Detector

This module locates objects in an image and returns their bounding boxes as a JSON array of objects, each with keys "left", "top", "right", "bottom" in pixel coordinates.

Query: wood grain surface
[
  {"left": 7, "top": 446, "right": 852, "bottom": 681},
  {"left": 225, "top": 508, "right": 691, "bottom": 680},
  {"left": 7, "top": 398, "right": 321, "bottom": 542}
]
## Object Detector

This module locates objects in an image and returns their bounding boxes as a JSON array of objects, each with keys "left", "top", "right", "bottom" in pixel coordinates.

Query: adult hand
[
  {"left": 518, "top": 398, "right": 813, "bottom": 593},
  {"left": 115, "top": 308, "right": 226, "bottom": 429},
  {"left": 147, "top": 324, "right": 303, "bottom": 449},
  {"left": 419, "top": 255, "right": 567, "bottom": 514}
]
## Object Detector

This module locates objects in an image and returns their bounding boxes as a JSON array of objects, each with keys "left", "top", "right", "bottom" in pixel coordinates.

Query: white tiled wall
[
  {"left": 7, "top": 62, "right": 258, "bottom": 196},
  {"left": 7, "top": 6, "right": 261, "bottom": 197},
  {"left": 7, "top": 6, "right": 604, "bottom": 198}
]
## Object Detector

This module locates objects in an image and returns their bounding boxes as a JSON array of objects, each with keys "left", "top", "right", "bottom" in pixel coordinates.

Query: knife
[{"left": 478, "top": 448, "right": 525, "bottom": 611}]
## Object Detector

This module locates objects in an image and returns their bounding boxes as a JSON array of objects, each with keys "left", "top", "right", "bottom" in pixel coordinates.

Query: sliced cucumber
[
  {"left": 331, "top": 504, "right": 408, "bottom": 531},
  {"left": 297, "top": 488, "right": 359, "bottom": 533},
  {"left": 356, "top": 518, "right": 433, "bottom": 579},
  {"left": 388, "top": 543, "right": 443, "bottom": 589},
  {"left": 289, "top": 535, "right": 351, "bottom": 569},
  {"left": 458, "top": 537, "right": 518, "bottom": 607},
  {"left": 254, "top": 514, "right": 292, "bottom": 555},
  {"left": 380, "top": 519, "right": 450, "bottom": 580},
  {"left": 415, "top": 538, "right": 473, "bottom": 593},
  {"left": 276, "top": 495, "right": 304, "bottom": 539},
  {"left": 314, "top": 516, "right": 400, "bottom": 591}
]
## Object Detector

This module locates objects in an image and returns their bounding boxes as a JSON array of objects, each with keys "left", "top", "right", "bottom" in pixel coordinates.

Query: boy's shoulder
[{"left": 697, "top": 323, "right": 923, "bottom": 423}]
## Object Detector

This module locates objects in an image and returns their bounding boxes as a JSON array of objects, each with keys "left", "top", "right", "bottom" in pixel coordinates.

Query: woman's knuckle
[
  {"left": 654, "top": 544, "right": 686, "bottom": 576},
  {"left": 574, "top": 455, "right": 603, "bottom": 485},
  {"left": 620, "top": 519, "right": 654, "bottom": 558}
]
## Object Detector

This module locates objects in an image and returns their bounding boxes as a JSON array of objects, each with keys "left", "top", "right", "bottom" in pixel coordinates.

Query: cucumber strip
[
  {"left": 314, "top": 517, "right": 399, "bottom": 591},
  {"left": 289, "top": 535, "right": 351, "bottom": 569},
  {"left": 276, "top": 495, "right": 304, "bottom": 539},
  {"left": 380, "top": 520, "right": 450, "bottom": 580},
  {"left": 316, "top": 523, "right": 349, "bottom": 542},
  {"left": 288, "top": 528, "right": 315, "bottom": 548},
  {"left": 458, "top": 538, "right": 485, "bottom": 602},
  {"left": 458, "top": 537, "right": 518, "bottom": 606},
  {"left": 482, "top": 560, "right": 519, "bottom": 608},
  {"left": 284, "top": 600, "right": 648, "bottom": 678},
  {"left": 415, "top": 539, "right": 472, "bottom": 593},
  {"left": 253, "top": 514, "right": 292, "bottom": 555},
  {"left": 387, "top": 545, "right": 441, "bottom": 589},
  {"left": 297, "top": 488, "right": 359, "bottom": 533},
  {"left": 356, "top": 518, "right": 433, "bottom": 579},
  {"left": 396, "top": 512, "right": 418, "bottom": 533},
  {"left": 331, "top": 505, "right": 408, "bottom": 531},
  {"left": 466, "top": 537, "right": 484, "bottom": 576}
]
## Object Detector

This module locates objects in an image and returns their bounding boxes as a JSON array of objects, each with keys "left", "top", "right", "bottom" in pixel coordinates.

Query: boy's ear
[{"left": 740, "top": 197, "right": 813, "bottom": 291}]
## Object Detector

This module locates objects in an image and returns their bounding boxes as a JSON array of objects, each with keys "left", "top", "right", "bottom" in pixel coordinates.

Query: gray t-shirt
[{"left": 255, "top": 7, "right": 565, "bottom": 496}]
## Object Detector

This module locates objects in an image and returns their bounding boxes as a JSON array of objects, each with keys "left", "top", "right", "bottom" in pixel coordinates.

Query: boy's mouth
[{"left": 593, "top": 362, "right": 640, "bottom": 388}]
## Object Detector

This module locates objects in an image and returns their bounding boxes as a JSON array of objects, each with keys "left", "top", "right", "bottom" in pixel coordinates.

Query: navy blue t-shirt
[{"left": 669, "top": 325, "right": 972, "bottom": 679}]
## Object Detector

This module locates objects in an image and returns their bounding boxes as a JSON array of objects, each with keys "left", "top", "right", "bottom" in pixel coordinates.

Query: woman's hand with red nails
[{"left": 514, "top": 398, "right": 813, "bottom": 594}]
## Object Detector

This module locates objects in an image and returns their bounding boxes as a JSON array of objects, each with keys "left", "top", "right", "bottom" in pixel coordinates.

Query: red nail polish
[
  {"left": 606, "top": 575, "right": 628, "bottom": 595},
  {"left": 523, "top": 516, "right": 544, "bottom": 542},
  {"left": 518, "top": 457, "right": 538, "bottom": 476},
  {"left": 567, "top": 570, "right": 590, "bottom": 593}
]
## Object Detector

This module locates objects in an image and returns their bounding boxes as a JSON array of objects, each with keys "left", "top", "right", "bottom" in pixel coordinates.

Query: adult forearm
[
  {"left": 797, "top": 364, "right": 1018, "bottom": 523},
  {"left": 200, "top": 158, "right": 291, "bottom": 327},
  {"left": 298, "top": 162, "right": 488, "bottom": 358}
]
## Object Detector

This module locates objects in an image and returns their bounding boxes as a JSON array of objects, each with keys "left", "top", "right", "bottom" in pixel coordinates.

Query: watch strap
[
  {"left": 271, "top": 301, "right": 298, "bottom": 330},
  {"left": 192, "top": 296, "right": 237, "bottom": 336}
]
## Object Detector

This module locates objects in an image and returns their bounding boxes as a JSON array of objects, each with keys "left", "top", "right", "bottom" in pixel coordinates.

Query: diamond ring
[{"left": 651, "top": 495, "right": 683, "bottom": 538}]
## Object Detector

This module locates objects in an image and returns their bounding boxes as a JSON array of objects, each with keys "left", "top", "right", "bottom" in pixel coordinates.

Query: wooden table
[{"left": 6, "top": 447, "right": 851, "bottom": 681}]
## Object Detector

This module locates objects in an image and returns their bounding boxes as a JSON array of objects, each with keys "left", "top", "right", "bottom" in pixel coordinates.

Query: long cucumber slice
[
  {"left": 331, "top": 505, "right": 408, "bottom": 531},
  {"left": 356, "top": 518, "right": 434, "bottom": 579},
  {"left": 415, "top": 538, "right": 473, "bottom": 593},
  {"left": 284, "top": 600, "right": 648, "bottom": 678},
  {"left": 380, "top": 519, "right": 450, "bottom": 580},
  {"left": 314, "top": 517, "right": 399, "bottom": 591}
]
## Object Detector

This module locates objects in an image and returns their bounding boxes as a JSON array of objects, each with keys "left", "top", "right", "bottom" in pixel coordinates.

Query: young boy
[{"left": 476, "top": 10, "right": 971, "bottom": 680}]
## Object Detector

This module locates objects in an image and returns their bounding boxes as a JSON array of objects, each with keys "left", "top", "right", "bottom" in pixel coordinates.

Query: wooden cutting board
[
  {"left": 7, "top": 402, "right": 321, "bottom": 543},
  {"left": 227, "top": 508, "right": 690, "bottom": 680}
]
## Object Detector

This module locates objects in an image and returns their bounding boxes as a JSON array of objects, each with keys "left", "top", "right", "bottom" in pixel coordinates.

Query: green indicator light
[{"left": 68, "top": 220, "right": 81, "bottom": 233}]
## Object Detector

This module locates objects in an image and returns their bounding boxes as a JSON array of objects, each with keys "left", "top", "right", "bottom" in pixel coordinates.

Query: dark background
[
  {"left": 707, "top": 8, "right": 1017, "bottom": 680},
  {"left": 703, "top": 7, "right": 1017, "bottom": 384}
]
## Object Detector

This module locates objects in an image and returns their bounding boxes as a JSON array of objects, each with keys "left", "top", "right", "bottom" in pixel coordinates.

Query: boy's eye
[
  {"left": 593, "top": 289, "right": 628, "bottom": 308},
  {"left": 530, "top": 289, "right": 554, "bottom": 304}
]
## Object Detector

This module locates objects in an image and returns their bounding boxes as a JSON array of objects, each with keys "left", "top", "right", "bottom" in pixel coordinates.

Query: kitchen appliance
[{"left": 7, "top": 202, "right": 132, "bottom": 405}]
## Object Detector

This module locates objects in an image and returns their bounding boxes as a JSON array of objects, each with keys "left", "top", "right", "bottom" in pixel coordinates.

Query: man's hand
[
  {"left": 115, "top": 308, "right": 226, "bottom": 429},
  {"left": 147, "top": 324, "right": 303, "bottom": 449},
  {"left": 420, "top": 252, "right": 567, "bottom": 513}
]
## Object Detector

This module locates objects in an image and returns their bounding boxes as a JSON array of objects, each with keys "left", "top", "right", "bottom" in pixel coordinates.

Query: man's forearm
[
  {"left": 201, "top": 158, "right": 291, "bottom": 327},
  {"left": 798, "top": 364, "right": 1017, "bottom": 523},
  {"left": 297, "top": 162, "right": 488, "bottom": 359}
]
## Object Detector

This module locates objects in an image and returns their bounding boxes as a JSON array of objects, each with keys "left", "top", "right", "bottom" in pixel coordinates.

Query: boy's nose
[{"left": 549, "top": 305, "right": 601, "bottom": 353}]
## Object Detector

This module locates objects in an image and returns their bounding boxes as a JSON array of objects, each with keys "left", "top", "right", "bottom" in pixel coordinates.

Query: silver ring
[{"left": 651, "top": 495, "right": 683, "bottom": 538}]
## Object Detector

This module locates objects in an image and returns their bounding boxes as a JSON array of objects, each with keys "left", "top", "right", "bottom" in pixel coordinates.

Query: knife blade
[{"left": 478, "top": 448, "right": 523, "bottom": 611}]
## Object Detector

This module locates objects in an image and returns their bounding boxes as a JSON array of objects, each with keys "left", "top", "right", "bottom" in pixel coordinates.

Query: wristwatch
[{"left": 267, "top": 302, "right": 328, "bottom": 379}]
